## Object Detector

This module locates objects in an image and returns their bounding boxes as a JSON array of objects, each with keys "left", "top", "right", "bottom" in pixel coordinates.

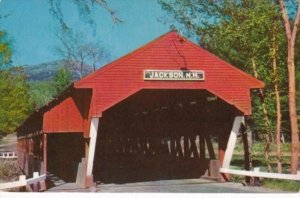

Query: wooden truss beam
[{"left": 222, "top": 116, "right": 244, "bottom": 169}]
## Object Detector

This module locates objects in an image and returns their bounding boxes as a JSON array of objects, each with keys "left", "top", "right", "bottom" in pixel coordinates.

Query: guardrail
[
  {"left": 0, "top": 172, "right": 46, "bottom": 192},
  {"left": 220, "top": 167, "right": 300, "bottom": 181},
  {"left": 0, "top": 152, "right": 17, "bottom": 159}
]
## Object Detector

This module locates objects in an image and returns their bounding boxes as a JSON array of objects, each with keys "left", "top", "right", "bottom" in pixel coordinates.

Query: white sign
[{"left": 144, "top": 70, "right": 205, "bottom": 81}]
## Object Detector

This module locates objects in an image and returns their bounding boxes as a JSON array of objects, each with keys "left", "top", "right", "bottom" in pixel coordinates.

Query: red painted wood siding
[
  {"left": 43, "top": 89, "right": 92, "bottom": 135},
  {"left": 17, "top": 134, "right": 43, "bottom": 176},
  {"left": 75, "top": 32, "right": 263, "bottom": 116},
  {"left": 43, "top": 97, "right": 83, "bottom": 133}
]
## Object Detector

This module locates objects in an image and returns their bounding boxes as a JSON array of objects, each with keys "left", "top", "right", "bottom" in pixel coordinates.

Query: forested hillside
[{"left": 22, "top": 60, "right": 93, "bottom": 81}]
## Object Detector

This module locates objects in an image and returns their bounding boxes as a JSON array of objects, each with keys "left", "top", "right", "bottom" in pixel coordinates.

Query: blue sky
[{"left": 0, "top": 0, "right": 173, "bottom": 66}]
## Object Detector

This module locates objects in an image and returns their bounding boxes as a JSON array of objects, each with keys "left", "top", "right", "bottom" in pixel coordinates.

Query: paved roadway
[
  {"left": 47, "top": 178, "right": 287, "bottom": 193},
  {"left": 0, "top": 133, "right": 16, "bottom": 153}
]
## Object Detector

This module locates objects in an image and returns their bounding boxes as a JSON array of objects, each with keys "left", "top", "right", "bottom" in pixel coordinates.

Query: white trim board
[
  {"left": 222, "top": 116, "right": 244, "bottom": 169},
  {"left": 86, "top": 117, "right": 99, "bottom": 177},
  {"left": 220, "top": 168, "right": 300, "bottom": 181}
]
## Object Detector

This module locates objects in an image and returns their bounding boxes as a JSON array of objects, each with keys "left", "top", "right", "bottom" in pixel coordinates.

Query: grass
[
  {"left": 231, "top": 142, "right": 298, "bottom": 173},
  {"left": 230, "top": 174, "right": 245, "bottom": 183},
  {"left": 234, "top": 142, "right": 293, "bottom": 155},
  {"left": 229, "top": 173, "right": 300, "bottom": 192},
  {"left": 219, "top": 141, "right": 300, "bottom": 191},
  {"left": 261, "top": 179, "right": 300, "bottom": 192}
]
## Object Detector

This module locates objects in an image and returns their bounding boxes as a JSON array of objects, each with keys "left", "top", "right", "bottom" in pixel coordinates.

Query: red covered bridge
[{"left": 16, "top": 31, "right": 264, "bottom": 187}]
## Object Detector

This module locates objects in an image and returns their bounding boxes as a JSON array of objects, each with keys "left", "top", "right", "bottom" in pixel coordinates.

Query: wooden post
[
  {"left": 222, "top": 116, "right": 244, "bottom": 169},
  {"left": 19, "top": 175, "right": 27, "bottom": 192},
  {"left": 218, "top": 123, "right": 227, "bottom": 166},
  {"left": 184, "top": 135, "right": 189, "bottom": 158},
  {"left": 85, "top": 140, "right": 90, "bottom": 159},
  {"left": 86, "top": 117, "right": 100, "bottom": 187},
  {"left": 218, "top": 148, "right": 225, "bottom": 165},
  {"left": 205, "top": 135, "right": 216, "bottom": 159},
  {"left": 19, "top": 175, "right": 26, "bottom": 182},
  {"left": 199, "top": 135, "right": 206, "bottom": 159},
  {"left": 32, "top": 172, "right": 39, "bottom": 192},
  {"left": 253, "top": 167, "right": 261, "bottom": 186},
  {"left": 42, "top": 133, "right": 47, "bottom": 174},
  {"left": 241, "top": 123, "right": 251, "bottom": 184},
  {"left": 40, "top": 133, "right": 47, "bottom": 193}
]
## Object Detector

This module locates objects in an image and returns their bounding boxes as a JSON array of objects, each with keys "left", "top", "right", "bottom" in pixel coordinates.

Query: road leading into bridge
[{"left": 47, "top": 178, "right": 287, "bottom": 193}]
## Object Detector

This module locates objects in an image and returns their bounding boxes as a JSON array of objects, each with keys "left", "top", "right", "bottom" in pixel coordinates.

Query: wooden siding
[
  {"left": 43, "top": 89, "right": 92, "bottom": 136},
  {"left": 17, "top": 132, "right": 43, "bottom": 176},
  {"left": 75, "top": 31, "right": 263, "bottom": 116},
  {"left": 43, "top": 97, "right": 83, "bottom": 133}
]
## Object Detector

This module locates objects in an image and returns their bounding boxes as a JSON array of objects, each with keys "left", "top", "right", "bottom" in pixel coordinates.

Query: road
[
  {"left": 47, "top": 178, "right": 286, "bottom": 193},
  {"left": 0, "top": 133, "right": 17, "bottom": 153}
]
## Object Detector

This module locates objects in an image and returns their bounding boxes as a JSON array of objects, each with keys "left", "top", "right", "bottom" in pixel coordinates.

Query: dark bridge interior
[
  {"left": 47, "top": 133, "right": 85, "bottom": 182},
  {"left": 93, "top": 89, "right": 237, "bottom": 184}
]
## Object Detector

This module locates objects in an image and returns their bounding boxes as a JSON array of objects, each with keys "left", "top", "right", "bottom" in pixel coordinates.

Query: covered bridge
[{"left": 16, "top": 31, "right": 263, "bottom": 187}]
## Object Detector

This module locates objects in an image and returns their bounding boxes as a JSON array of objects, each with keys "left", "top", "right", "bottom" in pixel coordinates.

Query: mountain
[{"left": 23, "top": 60, "right": 94, "bottom": 81}]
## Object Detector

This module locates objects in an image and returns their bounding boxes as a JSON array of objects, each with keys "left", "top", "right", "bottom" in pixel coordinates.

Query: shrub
[{"left": 0, "top": 159, "right": 22, "bottom": 182}]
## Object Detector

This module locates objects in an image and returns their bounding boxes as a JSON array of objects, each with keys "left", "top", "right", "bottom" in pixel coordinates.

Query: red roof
[{"left": 74, "top": 31, "right": 263, "bottom": 116}]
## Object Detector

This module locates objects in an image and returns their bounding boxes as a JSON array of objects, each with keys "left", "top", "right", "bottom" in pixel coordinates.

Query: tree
[
  {"left": 56, "top": 31, "right": 86, "bottom": 79},
  {"left": 86, "top": 42, "right": 106, "bottom": 72},
  {"left": 272, "top": 21, "right": 284, "bottom": 173},
  {"left": 0, "top": 68, "right": 32, "bottom": 137},
  {"left": 48, "top": 0, "right": 122, "bottom": 32},
  {"left": 278, "top": 0, "right": 300, "bottom": 174},
  {"left": 0, "top": 31, "right": 12, "bottom": 68},
  {"left": 56, "top": 31, "right": 107, "bottom": 78},
  {"left": 29, "top": 81, "right": 58, "bottom": 109},
  {"left": 53, "top": 66, "right": 72, "bottom": 93},
  {"left": 49, "top": 0, "right": 117, "bottom": 78},
  {"left": 159, "top": 0, "right": 288, "bottom": 173},
  {"left": 0, "top": 20, "right": 32, "bottom": 137},
  {"left": 296, "top": 35, "right": 300, "bottom": 128},
  {"left": 1, "top": 17, "right": 43, "bottom": 137}
]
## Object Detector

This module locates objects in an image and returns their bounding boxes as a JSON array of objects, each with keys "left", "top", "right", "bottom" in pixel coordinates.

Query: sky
[{"left": 0, "top": 0, "right": 173, "bottom": 67}]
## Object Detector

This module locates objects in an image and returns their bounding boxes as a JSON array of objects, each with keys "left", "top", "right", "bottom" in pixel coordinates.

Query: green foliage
[
  {"left": 234, "top": 141, "right": 293, "bottom": 157},
  {"left": 230, "top": 153, "right": 300, "bottom": 191},
  {"left": 53, "top": 66, "right": 71, "bottom": 94},
  {"left": 261, "top": 179, "right": 300, "bottom": 192},
  {"left": 28, "top": 66, "right": 72, "bottom": 109},
  {"left": 0, "top": 68, "right": 32, "bottom": 137},
  {"left": 0, "top": 30, "right": 12, "bottom": 68},
  {"left": 29, "top": 81, "right": 58, "bottom": 108},
  {"left": 29, "top": 67, "right": 71, "bottom": 109},
  {"left": 159, "top": 0, "right": 289, "bottom": 137},
  {"left": 230, "top": 174, "right": 244, "bottom": 183}
]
